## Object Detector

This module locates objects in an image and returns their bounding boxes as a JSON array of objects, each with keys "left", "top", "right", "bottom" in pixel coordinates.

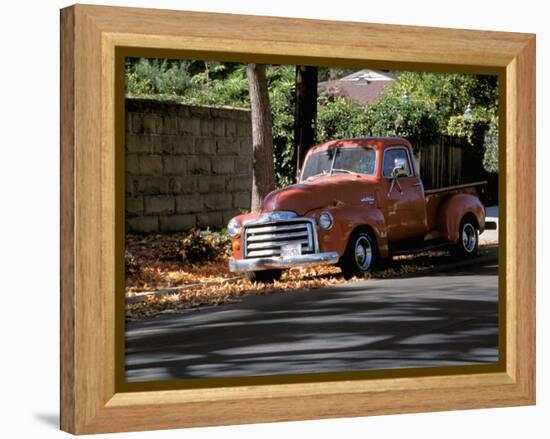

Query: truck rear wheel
[
  {"left": 452, "top": 216, "right": 479, "bottom": 258},
  {"left": 246, "top": 269, "right": 283, "bottom": 283},
  {"left": 339, "top": 229, "right": 377, "bottom": 279}
]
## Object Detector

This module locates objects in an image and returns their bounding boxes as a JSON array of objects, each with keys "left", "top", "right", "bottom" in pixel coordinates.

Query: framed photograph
[{"left": 60, "top": 4, "right": 535, "bottom": 434}]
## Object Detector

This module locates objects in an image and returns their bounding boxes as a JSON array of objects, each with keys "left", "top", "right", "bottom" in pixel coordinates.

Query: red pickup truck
[{"left": 227, "top": 137, "right": 486, "bottom": 282}]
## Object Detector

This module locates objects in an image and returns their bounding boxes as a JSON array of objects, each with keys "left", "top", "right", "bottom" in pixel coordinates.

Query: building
[{"left": 318, "top": 69, "right": 396, "bottom": 106}]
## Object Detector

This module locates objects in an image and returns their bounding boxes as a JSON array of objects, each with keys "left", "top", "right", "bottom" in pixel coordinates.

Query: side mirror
[{"left": 391, "top": 157, "right": 408, "bottom": 178}]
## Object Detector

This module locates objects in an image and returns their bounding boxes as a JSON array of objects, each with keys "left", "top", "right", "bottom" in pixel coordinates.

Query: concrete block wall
[{"left": 125, "top": 98, "right": 253, "bottom": 233}]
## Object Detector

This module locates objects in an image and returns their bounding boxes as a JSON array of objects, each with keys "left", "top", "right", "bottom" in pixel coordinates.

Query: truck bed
[{"left": 424, "top": 181, "right": 487, "bottom": 231}]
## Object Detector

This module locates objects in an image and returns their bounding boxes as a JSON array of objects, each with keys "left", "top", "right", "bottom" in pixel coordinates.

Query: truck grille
[{"left": 243, "top": 219, "right": 316, "bottom": 258}]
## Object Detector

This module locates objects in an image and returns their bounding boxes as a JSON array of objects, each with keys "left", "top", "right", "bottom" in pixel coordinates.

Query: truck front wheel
[
  {"left": 339, "top": 229, "right": 377, "bottom": 279},
  {"left": 452, "top": 216, "right": 479, "bottom": 258},
  {"left": 246, "top": 269, "right": 283, "bottom": 283}
]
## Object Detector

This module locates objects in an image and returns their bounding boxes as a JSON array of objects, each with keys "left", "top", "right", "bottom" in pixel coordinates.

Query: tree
[
  {"left": 247, "top": 63, "right": 276, "bottom": 211},
  {"left": 294, "top": 66, "right": 318, "bottom": 176},
  {"left": 383, "top": 72, "right": 498, "bottom": 133}
]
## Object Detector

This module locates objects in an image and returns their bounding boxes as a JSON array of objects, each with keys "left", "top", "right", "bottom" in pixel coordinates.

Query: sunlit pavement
[
  {"left": 125, "top": 251, "right": 499, "bottom": 382},
  {"left": 481, "top": 206, "right": 499, "bottom": 244}
]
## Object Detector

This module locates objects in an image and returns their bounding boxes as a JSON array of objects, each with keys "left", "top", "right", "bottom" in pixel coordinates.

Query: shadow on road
[{"left": 126, "top": 263, "right": 498, "bottom": 381}]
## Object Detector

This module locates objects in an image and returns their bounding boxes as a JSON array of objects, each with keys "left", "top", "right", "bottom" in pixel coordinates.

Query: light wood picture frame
[{"left": 60, "top": 4, "right": 536, "bottom": 434}]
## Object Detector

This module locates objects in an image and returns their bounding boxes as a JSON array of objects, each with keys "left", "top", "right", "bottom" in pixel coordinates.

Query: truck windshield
[{"left": 301, "top": 146, "right": 376, "bottom": 181}]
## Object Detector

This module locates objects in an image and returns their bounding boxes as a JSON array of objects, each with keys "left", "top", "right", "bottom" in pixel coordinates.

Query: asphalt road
[{"left": 125, "top": 253, "right": 499, "bottom": 382}]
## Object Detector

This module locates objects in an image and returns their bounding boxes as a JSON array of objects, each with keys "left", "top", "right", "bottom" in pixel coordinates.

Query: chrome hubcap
[
  {"left": 462, "top": 223, "right": 477, "bottom": 253},
  {"left": 354, "top": 236, "right": 373, "bottom": 271}
]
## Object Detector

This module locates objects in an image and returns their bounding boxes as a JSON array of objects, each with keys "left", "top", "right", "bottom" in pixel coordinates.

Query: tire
[
  {"left": 246, "top": 269, "right": 283, "bottom": 283},
  {"left": 339, "top": 229, "right": 377, "bottom": 279},
  {"left": 451, "top": 216, "right": 479, "bottom": 258}
]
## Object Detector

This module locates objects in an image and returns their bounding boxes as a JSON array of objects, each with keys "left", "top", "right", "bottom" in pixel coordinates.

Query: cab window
[{"left": 382, "top": 148, "right": 412, "bottom": 178}]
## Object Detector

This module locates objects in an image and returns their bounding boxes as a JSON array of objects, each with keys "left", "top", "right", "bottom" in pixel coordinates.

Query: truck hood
[{"left": 262, "top": 176, "right": 374, "bottom": 215}]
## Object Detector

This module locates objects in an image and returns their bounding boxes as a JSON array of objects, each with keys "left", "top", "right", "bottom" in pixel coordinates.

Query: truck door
[{"left": 381, "top": 146, "right": 428, "bottom": 242}]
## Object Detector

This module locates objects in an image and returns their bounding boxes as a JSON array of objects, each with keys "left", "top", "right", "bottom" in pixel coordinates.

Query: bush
[
  {"left": 483, "top": 117, "right": 499, "bottom": 173},
  {"left": 383, "top": 72, "right": 499, "bottom": 133},
  {"left": 317, "top": 93, "right": 439, "bottom": 149},
  {"left": 316, "top": 94, "right": 370, "bottom": 142},
  {"left": 179, "top": 229, "right": 231, "bottom": 264},
  {"left": 126, "top": 58, "right": 197, "bottom": 98},
  {"left": 447, "top": 114, "right": 498, "bottom": 174},
  {"left": 267, "top": 66, "right": 296, "bottom": 187},
  {"left": 446, "top": 115, "right": 487, "bottom": 145},
  {"left": 363, "top": 97, "right": 439, "bottom": 147}
]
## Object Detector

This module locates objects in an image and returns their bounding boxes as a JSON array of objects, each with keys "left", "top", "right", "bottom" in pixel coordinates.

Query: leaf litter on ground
[{"left": 125, "top": 232, "right": 496, "bottom": 320}]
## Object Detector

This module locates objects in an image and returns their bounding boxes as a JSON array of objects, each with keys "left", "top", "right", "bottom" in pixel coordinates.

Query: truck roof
[{"left": 307, "top": 137, "right": 413, "bottom": 155}]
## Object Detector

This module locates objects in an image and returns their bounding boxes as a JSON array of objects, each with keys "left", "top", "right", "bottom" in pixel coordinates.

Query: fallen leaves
[
  {"left": 125, "top": 232, "right": 496, "bottom": 320},
  {"left": 126, "top": 232, "right": 233, "bottom": 294},
  {"left": 126, "top": 267, "right": 348, "bottom": 320}
]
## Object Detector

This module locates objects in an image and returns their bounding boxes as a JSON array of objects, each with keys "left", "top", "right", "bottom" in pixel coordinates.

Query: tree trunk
[
  {"left": 247, "top": 63, "right": 276, "bottom": 212},
  {"left": 294, "top": 66, "right": 318, "bottom": 178}
]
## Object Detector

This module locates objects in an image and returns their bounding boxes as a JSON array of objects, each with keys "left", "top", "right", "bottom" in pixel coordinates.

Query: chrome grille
[{"left": 243, "top": 219, "right": 316, "bottom": 258}]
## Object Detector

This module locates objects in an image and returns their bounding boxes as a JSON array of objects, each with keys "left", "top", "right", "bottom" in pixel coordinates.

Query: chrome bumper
[{"left": 228, "top": 251, "right": 340, "bottom": 272}]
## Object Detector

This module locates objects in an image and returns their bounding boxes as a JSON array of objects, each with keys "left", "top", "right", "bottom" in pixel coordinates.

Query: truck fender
[
  {"left": 317, "top": 205, "right": 389, "bottom": 259},
  {"left": 436, "top": 193, "right": 485, "bottom": 242}
]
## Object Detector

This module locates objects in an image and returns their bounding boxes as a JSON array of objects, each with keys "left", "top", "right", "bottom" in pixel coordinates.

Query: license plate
[{"left": 281, "top": 243, "right": 302, "bottom": 258}]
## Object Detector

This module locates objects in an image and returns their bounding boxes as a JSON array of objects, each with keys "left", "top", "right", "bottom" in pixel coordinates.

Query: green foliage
[
  {"left": 125, "top": 59, "right": 251, "bottom": 107},
  {"left": 192, "top": 64, "right": 250, "bottom": 107},
  {"left": 316, "top": 94, "right": 369, "bottom": 141},
  {"left": 447, "top": 115, "right": 485, "bottom": 145},
  {"left": 385, "top": 72, "right": 498, "bottom": 132},
  {"left": 126, "top": 58, "right": 197, "bottom": 97},
  {"left": 266, "top": 66, "right": 296, "bottom": 187},
  {"left": 379, "top": 72, "right": 499, "bottom": 173},
  {"left": 126, "top": 59, "right": 500, "bottom": 186},
  {"left": 364, "top": 97, "right": 439, "bottom": 147},
  {"left": 179, "top": 228, "right": 231, "bottom": 264},
  {"left": 483, "top": 117, "right": 499, "bottom": 173},
  {"left": 126, "top": 59, "right": 298, "bottom": 186},
  {"left": 317, "top": 93, "right": 438, "bottom": 148},
  {"left": 447, "top": 111, "right": 498, "bottom": 173}
]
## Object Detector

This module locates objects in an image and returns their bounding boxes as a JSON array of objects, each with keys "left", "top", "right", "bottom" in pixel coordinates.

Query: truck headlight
[
  {"left": 319, "top": 211, "right": 334, "bottom": 230},
  {"left": 227, "top": 219, "right": 242, "bottom": 237}
]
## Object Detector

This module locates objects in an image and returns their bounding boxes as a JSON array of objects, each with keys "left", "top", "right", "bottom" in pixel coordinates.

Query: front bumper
[{"left": 228, "top": 251, "right": 340, "bottom": 272}]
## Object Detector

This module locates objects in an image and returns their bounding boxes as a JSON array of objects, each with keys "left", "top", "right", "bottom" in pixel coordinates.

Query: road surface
[{"left": 125, "top": 254, "right": 499, "bottom": 382}]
